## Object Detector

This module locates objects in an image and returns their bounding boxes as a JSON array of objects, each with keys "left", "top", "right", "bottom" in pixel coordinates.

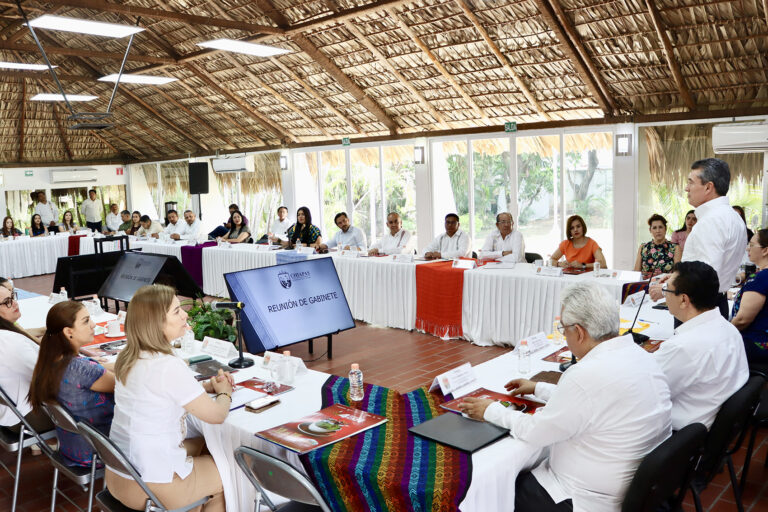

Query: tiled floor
[{"left": 3, "top": 273, "right": 767, "bottom": 511}]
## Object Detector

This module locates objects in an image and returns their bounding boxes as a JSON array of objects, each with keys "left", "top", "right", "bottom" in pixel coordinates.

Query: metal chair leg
[
  {"left": 50, "top": 467, "right": 59, "bottom": 512},
  {"left": 691, "top": 485, "right": 704, "bottom": 512},
  {"left": 727, "top": 455, "right": 745, "bottom": 512},
  {"left": 87, "top": 454, "right": 97, "bottom": 512},
  {"left": 11, "top": 428, "right": 26, "bottom": 512},
  {"left": 741, "top": 424, "right": 758, "bottom": 490}
]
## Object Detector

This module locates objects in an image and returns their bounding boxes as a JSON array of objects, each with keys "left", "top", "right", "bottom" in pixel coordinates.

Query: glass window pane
[
  {"left": 564, "top": 132, "right": 613, "bottom": 265},
  {"left": 320, "top": 150, "right": 346, "bottom": 240},
  {"left": 432, "top": 140, "right": 468, "bottom": 237},
  {"left": 472, "top": 138, "right": 510, "bottom": 249},
  {"left": 350, "top": 147, "right": 380, "bottom": 243},
  {"left": 161, "top": 162, "right": 191, "bottom": 214},
  {"left": 51, "top": 188, "right": 86, "bottom": 226},
  {"left": 293, "top": 151, "right": 320, "bottom": 228},
  {"left": 382, "top": 145, "right": 416, "bottom": 244},
  {"left": 4, "top": 190, "right": 37, "bottom": 231},
  {"left": 516, "top": 135, "right": 561, "bottom": 259}
]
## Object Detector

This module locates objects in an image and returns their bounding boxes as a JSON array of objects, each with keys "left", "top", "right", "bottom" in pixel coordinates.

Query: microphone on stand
[
  {"left": 626, "top": 274, "right": 654, "bottom": 345},
  {"left": 210, "top": 301, "right": 244, "bottom": 310}
]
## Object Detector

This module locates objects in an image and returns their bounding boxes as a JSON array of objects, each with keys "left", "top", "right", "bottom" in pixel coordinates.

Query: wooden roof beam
[
  {"left": 0, "top": 69, "right": 91, "bottom": 81},
  {"left": 17, "top": 79, "right": 25, "bottom": 161},
  {"left": 42, "top": 0, "right": 283, "bottom": 34},
  {"left": 51, "top": 103, "right": 73, "bottom": 160},
  {"left": 342, "top": 18, "right": 449, "bottom": 129},
  {"left": 111, "top": 104, "right": 183, "bottom": 154},
  {"left": 0, "top": 41, "right": 176, "bottom": 64},
  {"left": 286, "top": 0, "right": 415, "bottom": 35},
  {"left": 108, "top": 125, "right": 149, "bottom": 158},
  {"left": 645, "top": 0, "right": 695, "bottom": 111},
  {"left": 532, "top": 0, "right": 615, "bottom": 116},
  {"left": 455, "top": 0, "right": 551, "bottom": 122},
  {"left": 88, "top": 129, "right": 120, "bottom": 154},
  {"left": 152, "top": 87, "right": 238, "bottom": 147},
  {"left": 254, "top": 0, "right": 398, "bottom": 135},
  {"left": 387, "top": 7, "right": 490, "bottom": 124},
  {"left": 184, "top": 61, "right": 294, "bottom": 143}
]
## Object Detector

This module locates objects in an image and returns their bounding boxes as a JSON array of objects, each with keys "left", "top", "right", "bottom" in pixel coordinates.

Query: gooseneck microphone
[
  {"left": 626, "top": 275, "right": 653, "bottom": 344},
  {"left": 210, "top": 301, "right": 244, "bottom": 310}
]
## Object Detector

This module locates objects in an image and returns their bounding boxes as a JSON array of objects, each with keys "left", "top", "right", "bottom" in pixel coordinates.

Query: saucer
[{"left": 105, "top": 332, "right": 124, "bottom": 338}]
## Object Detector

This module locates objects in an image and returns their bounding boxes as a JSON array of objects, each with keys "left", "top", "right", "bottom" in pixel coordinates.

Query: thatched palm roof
[{"left": 1, "top": 0, "right": 767, "bottom": 165}]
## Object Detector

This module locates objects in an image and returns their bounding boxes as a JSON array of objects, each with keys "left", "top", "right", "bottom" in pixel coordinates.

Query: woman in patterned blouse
[
  {"left": 634, "top": 214, "right": 681, "bottom": 277},
  {"left": 283, "top": 206, "right": 323, "bottom": 249}
]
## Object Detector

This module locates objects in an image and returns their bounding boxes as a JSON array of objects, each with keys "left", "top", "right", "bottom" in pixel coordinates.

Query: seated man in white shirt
[
  {"left": 162, "top": 210, "right": 185, "bottom": 239},
  {"left": 319, "top": 212, "right": 367, "bottom": 251},
  {"left": 369, "top": 212, "right": 413, "bottom": 256},
  {"left": 655, "top": 261, "right": 748, "bottom": 430},
  {"left": 268, "top": 206, "right": 293, "bottom": 244},
  {"left": 105, "top": 203, "right": 122, "bottom": 234},
  {"left": 170, "top": 210, "right": 202, "bottom": 241},
  {"left": 136, "top": 215, "right": 163, "bottom": 238},
  {"left": 424, "top": 213, "right": 471, "bottom": 260},
  {"left": 480, "top": 212, "right": 526, "bottom": 262},
  {"left": 461, "top": 282, "right": 672, "bottom": 512}
]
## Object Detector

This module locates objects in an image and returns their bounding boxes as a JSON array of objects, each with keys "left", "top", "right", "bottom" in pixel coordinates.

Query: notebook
[{"left": 408, "top": 412, "right": 508, "bottom": 453}]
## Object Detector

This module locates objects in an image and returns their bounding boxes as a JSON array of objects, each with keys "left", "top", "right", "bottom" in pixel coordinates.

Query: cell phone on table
[
  {"left": 245, "top": 395, "right": 280, "bottom": 413},
  {"left": 652, "top": 303, "right": 668, "bottom": 310}
]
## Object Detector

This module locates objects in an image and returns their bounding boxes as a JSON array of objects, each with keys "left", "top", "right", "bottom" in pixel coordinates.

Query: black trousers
[
  {"left": 515, "top": 471, "right": 573, "bottom": 512},
  {"left": 86, "top": 221, "right": 103, "bottom": 233},
  {"left": 673, "top": 293, "right": 728, "bottom": 328}
]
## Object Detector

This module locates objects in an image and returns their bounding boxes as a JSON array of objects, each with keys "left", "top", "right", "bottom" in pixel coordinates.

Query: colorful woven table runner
[
  {"left": 415, "top": 261, "right": 468, "bottom": 338},
  {"left": 300, "top": 375, "right": 472, "bottom": 512}
]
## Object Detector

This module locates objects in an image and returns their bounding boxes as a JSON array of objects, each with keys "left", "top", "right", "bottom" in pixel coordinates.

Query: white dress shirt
[
  {"left": 424, "top": 229, "right": 472, "bottom": 259},
  {"left": 106, "top": 212, "right": 122, "bottom": 232},
  {"left": 654, "top": 308, "right": 748, "bottom": 430},
  {"left": 370, "top": 229, "right": 413, "bottom": 255},
  {"left": 326, "top": 225, "right": 367, "bottom": 250},
  {"left": 480, "top": 229, "right": 526, "bottom": 262},
  {"left": 162, "top": 221, "right": 186, "bottom": 237},
  {"left": 110, "top": 352, "right": 205, "bottom": 483},
  {"left": 0, "top": 330, "right": 39, "bottom": 426},
  {"left": 35, "top": 201, "right": 58, "bottom": 226},
  {"left": 178, "top": 219, "right": 202, "bottom": 241},
  {"left": 484, "top": 335, "right": 672, "bottom": 512},
  {"left": 271, "top": 218, "right": 293, "bottom": 242},
  {"left": 80, "top": 198, "right": 102, "bottom": 223},
  {"left": 683, "top": 196, "right": 747, "bottom": 293}
]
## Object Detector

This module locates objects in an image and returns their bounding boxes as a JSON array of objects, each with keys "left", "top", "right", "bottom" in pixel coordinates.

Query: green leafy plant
[{"left": 181, "top": 299, "right": 236, "bottom": 343}]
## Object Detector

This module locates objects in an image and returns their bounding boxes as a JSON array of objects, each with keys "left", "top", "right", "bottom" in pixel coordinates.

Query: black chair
[
  {"left": 739, "top": 383, "right": 768, "bottom": 490},
  {"left": 524, "top": 252, "right": 542, "bottom": 264},
  {"left": 235, "top": 446, "right": 332, "bottom": 512},
  {"left": 94, "top": 235, "right": 130, "bottom": 255},
  {"left": 690, "top": 375, "right": 764, "bottom": 512},
  {"left": 0, "top": 385, "right": 57, "bottom": 512},
  {"left": 77, "top": 421, "right": 210, "bottom": 512},
  {"left": 621, "top": 423, "right": 707, "bottom": 512},
  {"left": 40, "top": 402, "right": 104, "bottom": 512}
]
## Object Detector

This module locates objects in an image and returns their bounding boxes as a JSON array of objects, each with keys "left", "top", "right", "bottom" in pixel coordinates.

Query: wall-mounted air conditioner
[
  {"left": 50, "top": 168, "right": 99, "bottom": 183},
  {"left": 712, "top": 123, "right": 768, "bottom": 153},
  {"left": 211, "top": 156, "right": 249, "bottom": 173}
]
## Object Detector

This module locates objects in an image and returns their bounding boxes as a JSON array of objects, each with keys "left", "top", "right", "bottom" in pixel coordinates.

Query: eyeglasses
[
  {"left": 748, "top": 242, "right": 764, "bottom": 249},
  {"left": 556, "top": 321, "right": 577, "bottom": 335},
  {"left": 0, "top": 290, "right": 18, "bottom": 309},
  {"left": 497, "top": 220, "right": 512, "bottom": 225},
  {"left": 661, "top": 285, "right": 681, "bottom": 296}
]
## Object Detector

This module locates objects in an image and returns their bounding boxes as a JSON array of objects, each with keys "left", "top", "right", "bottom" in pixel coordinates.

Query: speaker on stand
[{"left": 189, "top": 162, "right": 209, "bottom": 220}]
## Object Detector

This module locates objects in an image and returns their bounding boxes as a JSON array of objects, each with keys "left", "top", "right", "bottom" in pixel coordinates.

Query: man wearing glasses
[
  {"left": 479, "top": 212, "right": 526, "bottom": 262},
  {"left": 461, "top": 282, "right": 671, "bottom": 512},
  {"left": 655, "top": 261, "right": 748, "bottom": 430}
]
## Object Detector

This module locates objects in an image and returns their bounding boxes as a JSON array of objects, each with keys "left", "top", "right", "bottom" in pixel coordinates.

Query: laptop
[{"left": 409, "top": 412, "right": 508, "bottom": 453}]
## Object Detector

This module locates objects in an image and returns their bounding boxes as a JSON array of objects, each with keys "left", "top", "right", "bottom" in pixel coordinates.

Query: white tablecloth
[
  {"left": 202, "top": 246, "right": 278, "bottom": 298},
  {"left": 17, "top": 295, "right": 117, "bottom": 329},
  {"left": 131, "top": 239, "right": 185, "bottom": 260},
  {"left": 0, "top": 235, "right": 69, "bottom": 278},
  {"left": 462, "top": 264, "right": 640, "bottom": 346}
]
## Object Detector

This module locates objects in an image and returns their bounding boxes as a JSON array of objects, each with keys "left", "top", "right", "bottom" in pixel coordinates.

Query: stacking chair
[
  {"left": 690, "top": 375, "right": 764, "bottom": 512},
  {"left": 0, "top": 384, "right": 57, "bottom": 512},
  {"left": 76, "top": 421, "right": 211, "bottom": 512},
  {"left": 235, "top": 446, "right": 332, "bottom": 512},
  {"left": 524, "top": 252, "right": 543, "bottom": 264},
  {"left": 621, "top": 423, "right": 707, "bottom": 512},
  {"left": 739, "top": 383, "right": 768, "bottom": 489},
  {"left": 40, "top": 402, "right": 104, "bottom": 512}
]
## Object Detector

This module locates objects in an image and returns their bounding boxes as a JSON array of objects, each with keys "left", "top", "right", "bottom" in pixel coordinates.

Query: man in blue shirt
[{"left": 320, "top": 212, "right": 367, "bottom": 251}]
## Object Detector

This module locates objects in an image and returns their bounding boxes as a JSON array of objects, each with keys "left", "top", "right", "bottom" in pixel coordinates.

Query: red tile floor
[{"left": 3, "top": 274, "right": 767, "bottom": 511}]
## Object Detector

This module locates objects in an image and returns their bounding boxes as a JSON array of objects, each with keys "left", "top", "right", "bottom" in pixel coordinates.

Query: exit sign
[
  {"left": 342, "top": 137, "right": 350, "bottom": 146},
  {"left": 24, "top": 170, "right": 33, "bottom": 177},
  {"left": 504, "top": 122, "right": 517, "bottom": 133}
]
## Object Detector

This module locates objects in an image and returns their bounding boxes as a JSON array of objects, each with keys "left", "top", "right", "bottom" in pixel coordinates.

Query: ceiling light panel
[
  {"left": 98, "top": 74, "right": 177, "bottom": 85},
  {"left": 27, "top": 15, "right": 144, "bottom": 38},
  {"left": 31, "top": 93, "right": 98, "bottom": 102},
  {"left": 197, "top": 39, "right": 290, "bottom": 57},
  {"left": 0, "top": 62, "right": 57, "bottom": 70}
]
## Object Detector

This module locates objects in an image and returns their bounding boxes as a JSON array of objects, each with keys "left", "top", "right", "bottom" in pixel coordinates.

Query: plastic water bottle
[
  {"left": 60, "top": 287, "right": 68, "bottom": 300},
  {"left": 552, "top": 316, "right": 563, "bottom": 343},
  {"left": 280, "top": 350, "right": 296, "bottom": 384},
  {"left": 518, "top": 340, "right": 531, "bottom": 374},
  {"left": 349, "top": 363, "right": 364, "bottom": 401}
]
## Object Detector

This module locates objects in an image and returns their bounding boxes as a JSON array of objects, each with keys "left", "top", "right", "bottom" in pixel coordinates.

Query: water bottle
[
  {"left": 552, "top": 316, "right": 563, "bottom": 343},
  {"left": 60, "top": 287, "right": 68, "bottom": 300},
  {"left": 280, "top": 350, "right": 296, "bottom": 384},
  {"left": 349, "top": 363, "right": 364, "bottom": 401},
  {"left": 518, "top": 340, "right": 531, "bottom": 374}
]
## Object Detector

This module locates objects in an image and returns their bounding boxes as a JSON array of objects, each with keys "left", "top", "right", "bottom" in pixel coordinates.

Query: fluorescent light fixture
[
  {"left": 197, "top": 39, "right": 290, "bottom": 57},
  {"left": 27, "top": 15, "right": 144, "bottom": 38},
  {"left": 0, "top": 62, "right": 57, "bottom": 71},
  {"left": 31, "top": 93, "right": 97, "bottom": 102},
  {"left": 98, "top": 73, "right": 177, "bottom": 85}
]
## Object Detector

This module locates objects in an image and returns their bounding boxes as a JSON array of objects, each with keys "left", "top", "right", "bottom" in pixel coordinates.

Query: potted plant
[{"left": 182, "top": 299, "right": 237, "bottom": 343}]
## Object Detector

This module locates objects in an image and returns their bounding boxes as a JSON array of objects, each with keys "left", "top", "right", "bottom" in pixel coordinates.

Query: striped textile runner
[{"left": 300, "top": 375, "right": 472, "bottom": 512}]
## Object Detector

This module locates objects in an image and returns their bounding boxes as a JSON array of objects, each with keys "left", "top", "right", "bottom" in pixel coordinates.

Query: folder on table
[{"left": 408, "top": 412, "right": 508, "bottom": 453}]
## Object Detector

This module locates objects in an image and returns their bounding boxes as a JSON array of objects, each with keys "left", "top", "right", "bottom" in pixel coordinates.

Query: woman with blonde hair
[{"left": 107, "top": 285, "right": 231, "bottom": 511}]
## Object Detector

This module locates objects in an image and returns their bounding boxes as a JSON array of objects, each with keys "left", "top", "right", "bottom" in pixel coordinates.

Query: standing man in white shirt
[
  {"left": 650, "top": 158, "right": 747, "bottom": 319},
  {"left": 424, "top": 213, "right": 471, "bottom": 260},
  {"left": 319, "top": 212, "right": 367, "bottom": 251},
  {"left": 80, "top": 189, "right": 103, "bottom": 233},
  {"left": 461, "top": 282, "right": 672, "bottom": 512},
  {"left": 369, "top": 212, "right": 414, "bottom": 255},
  {"left": 655, "top": 261, "right": 748, "bottom": 430},
  {"left": 34, "top": 191, "right": 59, "bottom": 228},
  {"left": 268, "top": 206, "right": 293, "bottom": 243},
  {"left": 105, "top": 203, "right": 122, "bottom": 234},
  {"left": 170, "top": 210, "right": 202, "bottom": 241},
  {"left": 480, "top": 212, "right": 526, "bottom": 262},
  {"left": 162, "top": 210, "right": 185, "bottom": 239}
]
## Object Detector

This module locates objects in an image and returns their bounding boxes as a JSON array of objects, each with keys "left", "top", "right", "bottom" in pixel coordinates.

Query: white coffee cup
[{"left": 106, "top": 320, "right": 121, "bottom": 337}]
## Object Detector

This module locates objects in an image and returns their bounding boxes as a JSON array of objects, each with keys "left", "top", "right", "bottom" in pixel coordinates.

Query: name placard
[
  {"left": 522, "top": 331, "right": 549, "bottom": 353},
  {"left": 296, "top": 246, "right": 316, "bottom": 255},
  {"left": 535, "top": 266, "right": 563, "bottom": 277},
  {"left": 452, "top": 259, "right": 477, "bottom": 269},
  {"left": 393, "top": 253, "right": 414, "bottom": 263},
  {"left": 202, "top": 336, "right": 235, "bottom": 359},
  {"left": 429, "top": 362, "right": 477, "bottom": 396},
  {"left": 339, "top": 250, "right": 361, "bottom": 258},
  {"left": 256, "top": 244, "right": 272, "bottom": 251}
]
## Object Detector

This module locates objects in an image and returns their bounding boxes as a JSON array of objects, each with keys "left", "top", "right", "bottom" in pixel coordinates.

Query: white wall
[{"left": 613, "top": 124, "right": 637, "bottom": 270}]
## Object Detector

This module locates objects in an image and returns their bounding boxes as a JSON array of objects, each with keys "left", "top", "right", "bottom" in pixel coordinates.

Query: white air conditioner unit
[
  {"left": 211, "top": 156, "right": 249, "bottom": 173},
  {"left": 712, "top": 123, "right": 768, "bottom": 153},
  {"left": 50, "top": 168, "right": 99, "bottom": 183}
]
